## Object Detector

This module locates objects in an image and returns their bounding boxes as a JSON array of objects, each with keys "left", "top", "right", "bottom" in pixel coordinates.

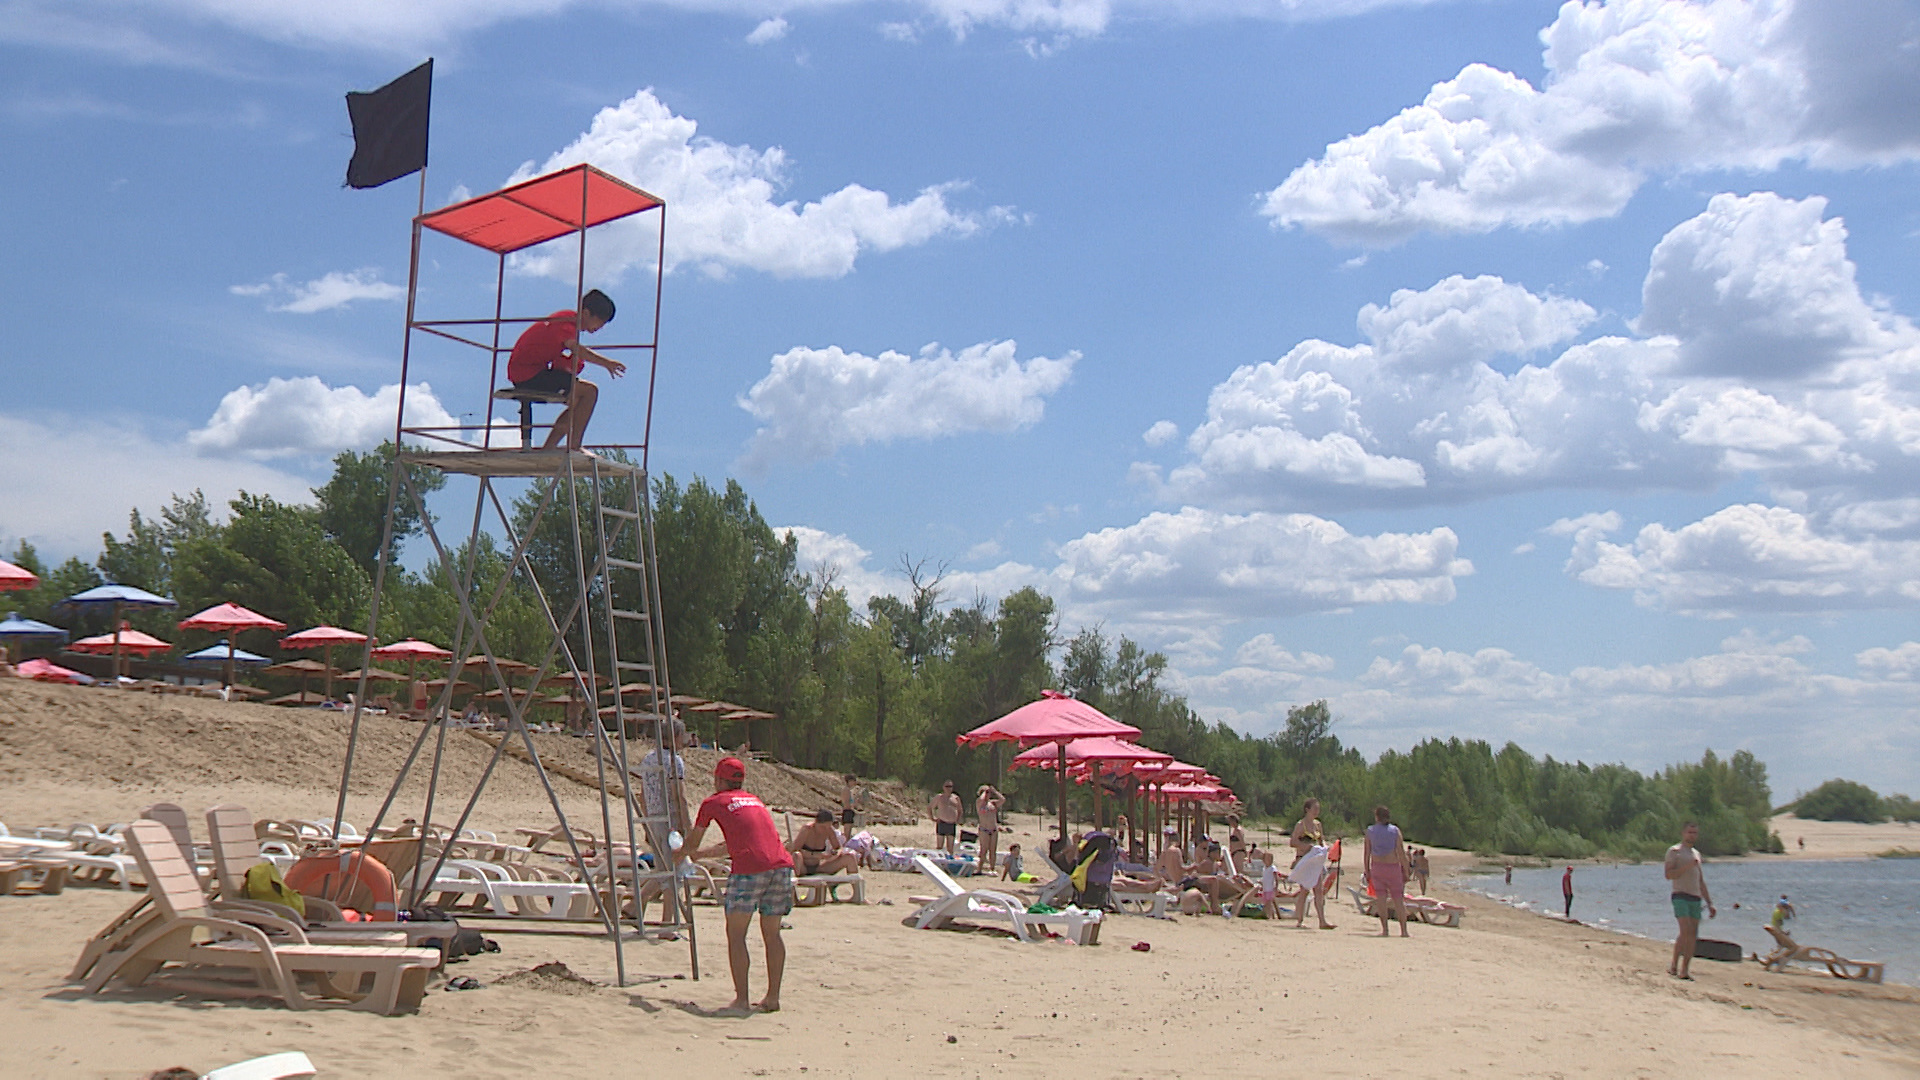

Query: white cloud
[
  {"left": 1857, "top": 642, "right": 1920, "bottom": 681},
  {"left": 1, "top": 0, "right": 1456, "bottom": 61},
  {"left": 0, "top": 411, "right": 313, "bottom": 559},
  {"left": 189, "top": 377, "right": 458, "bottom": 459},
  {"left": 745, "top": 16, "right": 788, "bottom": 42},
  {"left": 1142, "top": 420, "right": 1179, "bottom": 446},
  {"left": 230, "top": 269, "right": 405, "bottom": 314},
  {"left": 1052, "top": 506, "right": 1471, "bottom": 624},
  {"left": 1155, "top": 195, "right": 1920, "bottom": 513},
  {"left": 737, "top": 340, "right": 1076, "bottom": 467},
  {"left": 1637, "top": 191, "right": 1904, "bottom": 378},
  {"left": 1262, "top": 0, "right": 1920, "bottom": 243},
  {"left": 1172, "top": 630, "right": 1920, "bottom": 796},
  {"left": 511, "top": 89, "right": 1001, "bottom": 281},
  {"left": 1564, "top": 502, "right": 1920, "bottom": 615}
]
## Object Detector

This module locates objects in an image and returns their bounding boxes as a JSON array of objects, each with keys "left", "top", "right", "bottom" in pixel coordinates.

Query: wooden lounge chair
[
  {"left": 909, "top": 855, "right": 1101, "bottom": 945},
  {"left": 1763, "top": 925, "right": 1884, "bottom": 982},
  {"left": 76, "top": 821, "right": 441, "bottom": 1013},
  {"left": 793, "top": 872, "right": 866, "bottom": 907}
]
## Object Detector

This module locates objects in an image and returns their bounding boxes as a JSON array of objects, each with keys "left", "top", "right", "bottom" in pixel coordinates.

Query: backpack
[{"left": 243, "top": 860, "right": 307, "bottom": 919}]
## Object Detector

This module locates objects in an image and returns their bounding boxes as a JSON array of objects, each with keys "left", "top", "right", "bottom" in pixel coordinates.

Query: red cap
[{"left": 714, "top": 756, "right": 746, "bottom": 781}]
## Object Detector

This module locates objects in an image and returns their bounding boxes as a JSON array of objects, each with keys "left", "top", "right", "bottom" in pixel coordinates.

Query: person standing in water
[
  {"left": 1562, "top": 866, "right": 1575, "bottom": 918},
  {"left": 1665, "top": 821, "right": 1717, "bottom": 980}
]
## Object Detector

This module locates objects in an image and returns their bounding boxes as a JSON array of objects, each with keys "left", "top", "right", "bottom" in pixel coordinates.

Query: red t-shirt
[
  {"left": 694, "top": 789, "right": 793, "bottom": 875},
  {"left": 507, "top": 310, "right": 581, "bottom": 383}
]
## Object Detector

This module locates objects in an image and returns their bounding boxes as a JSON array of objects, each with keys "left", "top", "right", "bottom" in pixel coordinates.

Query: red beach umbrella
[
  {"left": 17, "top": 657, "right": 90, "bottom": 684},
  {"left": 371, "top": 639, "right": 455, "bottom": 704},
  {"left": 0, "top": 559, "right": 36, "bottom": 592},
  {"left": 178, "top": 603, "right": 287, "bottom": 690},
  {"left": 957, "top": 690, "right": 1142, "bottom": 838},
  {"left": 70, "top": 625, "right": 173, "bottom": 658},
  {"left": 280, "top": 625, "right": 369, "bottom": 702}
]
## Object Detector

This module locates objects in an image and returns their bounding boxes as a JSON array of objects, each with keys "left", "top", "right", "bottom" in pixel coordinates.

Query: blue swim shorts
[{"left": 1671, "top": 893, "right": 1704, "bottom": 921}]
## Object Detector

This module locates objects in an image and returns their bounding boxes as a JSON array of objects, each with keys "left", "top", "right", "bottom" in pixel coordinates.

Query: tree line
[{"left": 6, "top": 447, "right": 1782, "bottom": 857}]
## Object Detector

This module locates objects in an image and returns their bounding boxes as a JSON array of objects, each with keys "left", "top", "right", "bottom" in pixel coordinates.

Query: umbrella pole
[
  {"left": 1056, "top": 743, "right": 1068, "bottom": 839},
  {"left": 112, "top": 600, "right": 124, "bottom": 681},
  {"left": 323, "top": 643, "right": 335, "bottom": 702},
  {"left": 225, "top": 639, "right": 235, "bottom": 692}
]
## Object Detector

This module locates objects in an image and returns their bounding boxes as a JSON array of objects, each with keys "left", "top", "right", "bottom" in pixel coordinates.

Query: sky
[{"left": 3, "top": 0, "right": 1918, "bottom": 799}]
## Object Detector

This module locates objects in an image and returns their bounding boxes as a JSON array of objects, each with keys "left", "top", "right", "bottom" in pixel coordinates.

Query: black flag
[{"left": 345, "top": 59, "right": 432, "bottom": 189}]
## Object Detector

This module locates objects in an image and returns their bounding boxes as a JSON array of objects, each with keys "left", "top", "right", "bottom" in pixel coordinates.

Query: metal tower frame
[{"left": 328, "top": 164, "right": 696, "bottom": 986}]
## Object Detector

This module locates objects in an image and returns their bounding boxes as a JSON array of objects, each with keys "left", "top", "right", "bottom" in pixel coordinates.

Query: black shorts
[
  {"left": 513, "top": 368, "right": 575, "bottom": 395},
  {"left": 841, "top": 808, "right": 856, "bottom": 827},
  {"left": 935, "top": 820, "right": 957, "bottom": 837}
]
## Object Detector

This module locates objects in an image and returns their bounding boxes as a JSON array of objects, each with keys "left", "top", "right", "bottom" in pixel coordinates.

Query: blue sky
[{"left": 4, "top": 0, "right": 1919, "bottom": 798}]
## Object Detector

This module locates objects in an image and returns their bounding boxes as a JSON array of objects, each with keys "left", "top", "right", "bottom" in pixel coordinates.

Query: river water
[{"left": 1449, "top": 857, "right": 1920, "bottom": 986}]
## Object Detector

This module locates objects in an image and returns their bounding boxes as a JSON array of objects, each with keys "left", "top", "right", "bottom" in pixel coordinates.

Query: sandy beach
[{"left": 4, "top": 679, "right": 1918, "bottom": 1078}]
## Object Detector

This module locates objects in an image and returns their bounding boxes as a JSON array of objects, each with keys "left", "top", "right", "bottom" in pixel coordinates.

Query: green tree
[
  {"left": 1792, "top": 779, "right": 1886, "bottom": 822},
  {"left": 314, "top": 443, "right": 446, "bottom": 575}
]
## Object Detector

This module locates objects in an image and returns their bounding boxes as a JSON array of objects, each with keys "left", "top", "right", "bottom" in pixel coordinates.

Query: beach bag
[
  {"left": 243, "top": 860, "right": 306, "bottom": 919},
  {"left": 1068, "top": 850, "right": 1098, "bottom": 893}
]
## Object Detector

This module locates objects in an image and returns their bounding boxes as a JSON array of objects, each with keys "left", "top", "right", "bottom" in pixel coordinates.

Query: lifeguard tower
[{"left": 331, "top": 164, "right": 695, "bottom": 985}]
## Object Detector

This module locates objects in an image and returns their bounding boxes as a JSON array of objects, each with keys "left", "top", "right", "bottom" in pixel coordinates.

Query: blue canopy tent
[
  {"left": 55, "top": 584, "right": 177, "bottom": 680},
  {"left": 0, "top": 611, "right": 68, "bottom": 664},
  {"left": 181, "top": 642, "right": 271, "bottom": 666}
]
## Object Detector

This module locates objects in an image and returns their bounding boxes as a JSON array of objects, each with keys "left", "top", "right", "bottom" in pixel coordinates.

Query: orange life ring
[{"left": 283, "top": 850, "right": 399, "bottom": 922}]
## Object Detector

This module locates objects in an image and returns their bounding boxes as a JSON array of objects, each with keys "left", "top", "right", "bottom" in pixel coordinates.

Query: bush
[{"left": 1791, "top": 779, "right": 1886, "bottom": 822}]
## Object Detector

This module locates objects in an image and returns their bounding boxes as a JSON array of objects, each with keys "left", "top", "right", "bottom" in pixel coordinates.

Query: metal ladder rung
[
  {"left": 604, "top": 557, "right": 646, "bottom": 571},
  {"left": 609, "top": 608, "right": 650, "bottom": 621},
  {"left": 601, "top": 508, "right": 641, "bottom": 521},
  {"left": 614, "top": 660, "right": 655, "bottom": 672}
]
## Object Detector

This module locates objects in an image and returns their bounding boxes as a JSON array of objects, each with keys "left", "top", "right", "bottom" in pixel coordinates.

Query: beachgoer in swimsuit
[
  {"left": 840, "top": 774, "right": 861, "bottom": 830},
  {"left": 1665, "top": 822, "right": 1716, "bottom": 980},
  {"left": 1363, "top": 805, "right": 1411, "bottom": 937},
  {"left": 1413, "top": 848, "right": 1430, "bottom": 896},
  {"left": 1290, "top": 798, "right": 1337, "bottom": 930},
  {"left": 976, "top": 785, "right": 1006, "bottom": 872},
  {"left": 1227, "top": 815, "right": 1247, "bottom": 864},
  {"left": 1001, "top": 843, "right": 1024, "bottom": 882},
  {"left": 930, "top": 781, "right": 962, "bottom": 855},
  {"left": 789, "top": 810, "right": 859, "bottom": 876}
]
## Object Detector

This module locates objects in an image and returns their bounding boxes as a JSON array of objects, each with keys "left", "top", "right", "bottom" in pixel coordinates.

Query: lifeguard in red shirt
[
  {"left": 684, "top": 756, "right": 793, "bottom": 1015},
  {"left": 507, "top": 288, "right": 625, "bottom": 449}
]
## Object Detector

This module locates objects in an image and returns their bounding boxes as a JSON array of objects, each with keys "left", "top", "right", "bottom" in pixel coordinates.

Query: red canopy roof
[
  {"left": 69, "top": 628, "right": 172, "bottom": 656},
  {"left": 1011, "top": 736, "right": 1170, "bottom": 771},
  {"left": 955, "top": 690, "right": 1141, "bottom": 748},
  {"left": 418, "top": 164, "right": 663, "bottom": 255},
  {"left": 17, "top": 657, "right": 89, "bottom": 684},
  {"left": 1130, "top": 759, "right": 1210, "bottom": 782},
  {"left": 0, "top": 559, "right": 36, "bottom": 592},
  {"left": 371, "top": 638, "right": 454, "bottom": 660},
  {"left": 280, "top": 625, "right": 368, "bottom": 649},
  {"left": 179, "top": 603, "right": 286, "bottom": 633}
]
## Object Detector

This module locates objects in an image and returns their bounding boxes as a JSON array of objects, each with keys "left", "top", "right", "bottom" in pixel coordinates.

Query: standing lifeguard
[{"left": 507, "top": 288, "right": 626, "bottom": 449}]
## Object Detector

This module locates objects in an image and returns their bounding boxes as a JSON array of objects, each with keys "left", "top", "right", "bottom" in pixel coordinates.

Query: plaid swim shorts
[{"left": 724, "top": 868, "right": 794, "bottom": 917}]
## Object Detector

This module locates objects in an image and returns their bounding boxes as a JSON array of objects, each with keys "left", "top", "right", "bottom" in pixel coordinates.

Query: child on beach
[
  {"left": 1001, "top": 842, "right": 1024, "bottom": 882},
  {"left": 507, "top": 288, "right": 625, "bottom": 450}
]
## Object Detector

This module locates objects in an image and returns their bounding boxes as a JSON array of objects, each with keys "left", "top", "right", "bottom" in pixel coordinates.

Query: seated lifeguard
[{"left": 507, "top": 289, "right": 626, "bottom": 449}]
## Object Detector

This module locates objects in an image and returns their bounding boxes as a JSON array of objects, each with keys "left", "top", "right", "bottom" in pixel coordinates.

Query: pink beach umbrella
[
  {"left": 17, "top": 657, "right": 91, "bottom": 684},
  {"left": 957, "top": 690, "right": 1142, "bottom": 838},
  {"left": 0, "top": 559, "right": 37, "bottom": 592},
  {"left": 280, "top": 625, "right": 369, "bottom": 702},
  {"left": 371, "top": 639, "right": 455, "bottom": 706},
  {"left": 178, "top": 603, "right": 286, "bottom": 690}
]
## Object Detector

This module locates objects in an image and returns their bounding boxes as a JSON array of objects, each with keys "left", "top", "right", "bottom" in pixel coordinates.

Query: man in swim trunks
[
  {"left": 789, "top": 810, "right": 859, "bottom": 876},
  {"left": 1665, "top": 821, "right": 1716, "bottom": 980},
  {"left": 684, "top": 757, "right": 793, "bottom": 1014},
  {"left": 506, "top": 289, "right": 625, "bottom": 450},
  {"left": 929, "top": 780, "right": 962, "bottom": 855}
]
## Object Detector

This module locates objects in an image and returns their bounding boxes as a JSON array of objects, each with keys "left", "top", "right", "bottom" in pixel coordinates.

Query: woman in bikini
[
  {"left": 975, "top": 785, "right": 1006, "bottom": 873},
  {"left": 789, "top": 810, "right": 859, "bottom": 876},
  {"left": 1288, "top": 797, "right": 1337, "bottom": 929}
]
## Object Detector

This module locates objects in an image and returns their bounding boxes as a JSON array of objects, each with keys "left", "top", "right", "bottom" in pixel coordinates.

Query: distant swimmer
[
  {"left": 1771, "top": 894, "right": 1796, "bottom": 930},
  {"left": 507, "top": 289, "right": 624, "bottom": 450}
]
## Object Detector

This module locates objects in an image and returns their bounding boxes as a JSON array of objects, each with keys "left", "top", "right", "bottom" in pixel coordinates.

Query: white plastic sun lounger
[
  {"left": 403, "top": 860, "right": 596, "bottom": 919},
  {"left": 910, "top": 855, "right": 1101, "bottom": 945}
]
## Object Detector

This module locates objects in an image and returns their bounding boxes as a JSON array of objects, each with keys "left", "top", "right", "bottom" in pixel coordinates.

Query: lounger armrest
[
  {"left": 200, "top": 909, "right": 312, "bottom": 943},
  {"left": 175, "top": 915, "right": 287, "bottom": 953}
]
